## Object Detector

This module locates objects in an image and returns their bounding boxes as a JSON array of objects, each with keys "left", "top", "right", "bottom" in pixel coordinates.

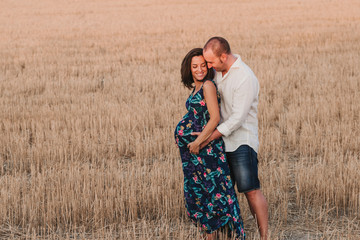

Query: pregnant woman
[{"left": 174, "top": 48, "right": 245, "bottom": 240}]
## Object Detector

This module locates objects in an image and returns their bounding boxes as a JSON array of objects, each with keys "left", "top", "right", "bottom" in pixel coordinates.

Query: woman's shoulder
[
  {"left": 202, "top": 79, "right": 217, "bottom": 95},
  {"left": 202, "top": 79, "right": 218, "bottom": 92},
  {"left": 203, "top": 79, "right": 216, "bottom": 88}
]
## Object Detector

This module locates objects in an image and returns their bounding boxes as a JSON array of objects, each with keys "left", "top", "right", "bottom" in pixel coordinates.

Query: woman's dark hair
[{"left": 181, "top": 48, "right": 214, "bottom": 89}]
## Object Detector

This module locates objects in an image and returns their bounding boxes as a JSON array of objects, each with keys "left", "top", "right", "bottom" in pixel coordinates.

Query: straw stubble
[{"left": 0, "top": 0, "right": 359, "bottom": 239}]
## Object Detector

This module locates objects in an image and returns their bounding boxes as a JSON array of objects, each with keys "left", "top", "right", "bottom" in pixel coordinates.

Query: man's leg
[
  {"left": 245, "top": 189, "right": 268, "bottom": 240},
  {"left": 227, "top": 145, "right": 268, "bottom": 240}
]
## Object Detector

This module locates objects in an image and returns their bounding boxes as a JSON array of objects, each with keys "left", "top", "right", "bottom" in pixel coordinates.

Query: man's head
[{"left": 203, "top": 37, "right": 231, "bottom": 73}]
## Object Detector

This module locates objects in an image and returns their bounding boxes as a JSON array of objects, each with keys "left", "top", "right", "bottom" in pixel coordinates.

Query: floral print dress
[{"left": 174, "top": 80, "right": 245, "bottom": 239}]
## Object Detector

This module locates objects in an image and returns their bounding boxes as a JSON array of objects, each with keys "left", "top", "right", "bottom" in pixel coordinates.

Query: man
[{"left": 191, "top": 36, "right": 268, "bottom": 239}]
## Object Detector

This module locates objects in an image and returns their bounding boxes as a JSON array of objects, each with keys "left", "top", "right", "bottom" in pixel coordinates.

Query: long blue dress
[{"left": 174, "top": 80, "right": 245, "bottom": 239}]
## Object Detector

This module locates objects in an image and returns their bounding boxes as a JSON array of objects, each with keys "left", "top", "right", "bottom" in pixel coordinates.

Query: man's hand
[
  {"left": 191, "top": 129, "right": 223, "bottom": 150},
  {"left": 191, "top": 132, "right": 212, "bottom": 150},
  {"left": 187, "top": 141, "right": 200, "bottom": 155}
]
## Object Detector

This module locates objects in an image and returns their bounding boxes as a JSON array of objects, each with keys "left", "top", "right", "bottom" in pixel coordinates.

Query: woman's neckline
[{"left": 192, "top": 80, "right": 208, "bottom": 97}]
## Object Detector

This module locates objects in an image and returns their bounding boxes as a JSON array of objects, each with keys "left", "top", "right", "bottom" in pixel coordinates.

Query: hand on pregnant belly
[
  {"left": 187, "top": 141, "right": 200, "bottom": 154},
  {"left": 175, "top": 118, "right": 198, "bottom": 148}
]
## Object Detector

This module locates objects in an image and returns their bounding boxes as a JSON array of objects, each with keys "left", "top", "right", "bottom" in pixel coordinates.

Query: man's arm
[
  {"left": 217, "top": 75, "right": 258, "bottom": 137},
  {"left": 201, "top": 129, "right": 223, "bottom": 148},
  {"left": 191, "top": 129, "right": 223, "bottom": 149},
  {"left": 191, "top": 75, "right": 259, "bottom": 150}
]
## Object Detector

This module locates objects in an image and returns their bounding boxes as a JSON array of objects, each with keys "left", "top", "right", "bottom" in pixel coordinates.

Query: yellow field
[{"left": 0, "top": 0, "right": 359, "bottom": 239}]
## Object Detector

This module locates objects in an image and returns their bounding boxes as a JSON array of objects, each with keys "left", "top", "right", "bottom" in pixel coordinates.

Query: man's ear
[{"left": 220, "top": 53, "right": 227, "bottom": 63}]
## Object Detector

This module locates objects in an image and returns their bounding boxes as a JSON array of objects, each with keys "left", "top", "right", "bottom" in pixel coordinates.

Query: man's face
[{"left": 203, "top": 49, "right": 225, "bottom": 72}]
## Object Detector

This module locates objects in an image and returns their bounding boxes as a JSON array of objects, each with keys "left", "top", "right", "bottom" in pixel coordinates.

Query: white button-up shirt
[{"left": 214, "top": 54, "right": 260, "bottom": 153}]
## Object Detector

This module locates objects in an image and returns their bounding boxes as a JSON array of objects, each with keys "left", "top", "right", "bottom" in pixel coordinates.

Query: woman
[{"left": 174, "top": 48, "right": 245, "bottom": 240}]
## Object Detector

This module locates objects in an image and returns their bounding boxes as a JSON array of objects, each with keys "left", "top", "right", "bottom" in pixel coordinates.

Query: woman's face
[{"left": 190, "top": 55, "right": 208, "bottom": 82}]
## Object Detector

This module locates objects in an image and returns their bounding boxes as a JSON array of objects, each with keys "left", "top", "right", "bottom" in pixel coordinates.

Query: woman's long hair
[{"left": 180, "top": 48, "right": 214, "bottom": 89}]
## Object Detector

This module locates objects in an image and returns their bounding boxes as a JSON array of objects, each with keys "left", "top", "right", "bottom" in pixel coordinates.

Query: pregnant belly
[{"left": 174, "top": 118, "right": 201, "bottom": 147}]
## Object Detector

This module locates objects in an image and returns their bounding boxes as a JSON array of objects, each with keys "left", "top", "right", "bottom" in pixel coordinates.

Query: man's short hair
[{"left": 204, "top": 37, "right": 231, "bottom": 57}]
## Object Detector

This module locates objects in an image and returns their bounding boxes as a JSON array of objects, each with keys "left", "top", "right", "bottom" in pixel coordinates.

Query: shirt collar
[{"left": 230, "top": 54, "right": 242, "bottom": 69}]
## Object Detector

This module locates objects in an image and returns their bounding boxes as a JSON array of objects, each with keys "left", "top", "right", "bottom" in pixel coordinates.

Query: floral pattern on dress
[{"left": 174, "top": 80, "right": 245, "bottom": 239}]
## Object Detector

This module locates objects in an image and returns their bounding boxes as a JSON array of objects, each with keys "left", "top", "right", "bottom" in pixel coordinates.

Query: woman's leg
[{"left": 206, "top": 232, "right": 217, "bottom": 240}]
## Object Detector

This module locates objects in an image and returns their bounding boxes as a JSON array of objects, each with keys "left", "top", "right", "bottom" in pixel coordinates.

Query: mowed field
[{"left": 0, "top": 0, "right": 359, "bottom": 239}]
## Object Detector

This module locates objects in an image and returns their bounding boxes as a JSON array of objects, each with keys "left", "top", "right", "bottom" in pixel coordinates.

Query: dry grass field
[{"left": 0, "top": 0, "right": 359, "bottom": 239}]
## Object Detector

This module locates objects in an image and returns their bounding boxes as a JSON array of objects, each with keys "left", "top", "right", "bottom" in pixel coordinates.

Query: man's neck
[{"left": 222, "top": 54, "right": 237, "bottom": 77}]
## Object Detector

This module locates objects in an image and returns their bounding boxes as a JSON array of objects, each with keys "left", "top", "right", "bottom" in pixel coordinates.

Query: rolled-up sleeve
[{"left": 217, "top": 76, "right": 258, "bottom": 137}]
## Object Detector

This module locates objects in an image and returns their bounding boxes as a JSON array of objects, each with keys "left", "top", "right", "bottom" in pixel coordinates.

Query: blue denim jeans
[{"left": 226, "top": 145, "right": 260, "bottom": 193}]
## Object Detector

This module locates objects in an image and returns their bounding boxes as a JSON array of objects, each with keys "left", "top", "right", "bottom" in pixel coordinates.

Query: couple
[{"left": 174, "top": 37, "right": 268, "bottom": 240}]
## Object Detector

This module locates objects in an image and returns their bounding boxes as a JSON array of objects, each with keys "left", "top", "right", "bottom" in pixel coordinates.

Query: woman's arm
[{"left": 187, "top": 80, "right": 220, "bottom": 154}]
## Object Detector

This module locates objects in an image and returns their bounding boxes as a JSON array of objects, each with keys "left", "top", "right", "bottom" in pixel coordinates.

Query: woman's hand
[
  {"left": 187, "top": 141, "right": 200, "bottom": 155},
  {"left": 191, "top": 130, "right": 222, "bottom": 150}
]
